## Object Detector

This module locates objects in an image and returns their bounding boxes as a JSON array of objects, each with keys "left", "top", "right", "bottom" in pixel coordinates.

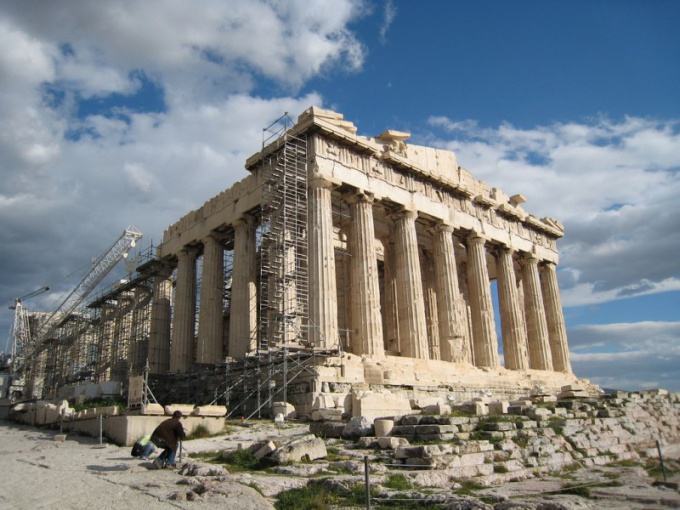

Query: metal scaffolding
[{"left": 258, "top": 113, "right": 309, "bottom": 354}]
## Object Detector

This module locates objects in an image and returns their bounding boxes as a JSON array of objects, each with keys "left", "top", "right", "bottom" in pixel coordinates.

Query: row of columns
[
  {"left": 307, "top": 177, "right": 572, "bottom": 374},
  {"left": 149, "top": 177, "right": 571, "bottom": 375}
]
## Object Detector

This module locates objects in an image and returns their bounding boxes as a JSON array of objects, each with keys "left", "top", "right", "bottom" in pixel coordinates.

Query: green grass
[
  {"left": 383, "top": 473, "right": 415, "bottom": 490},
  {"left": 274, "top": 483, "right": 339, "bottom": 510},
  {"left": 72, "top": 396, "right": 127, "bottom": 414},
  {"left": 221, "top": 448, "right": 270, "bottom": 472},
  {"left": 455, "top": 480, "right": 485, "bottom": 496}
]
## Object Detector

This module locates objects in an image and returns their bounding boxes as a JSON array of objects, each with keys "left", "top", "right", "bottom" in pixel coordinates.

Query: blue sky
[{"left": 1, "top": 0, "right": 678, "bottom": 392}]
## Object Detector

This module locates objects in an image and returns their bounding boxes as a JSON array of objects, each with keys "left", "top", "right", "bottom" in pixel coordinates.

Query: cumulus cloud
[
  {"left": 0, "top": 0, "right": 363, "bottom": 335},
  {"left": 425, "top": 116, "right": 680, "bottom": 307}
]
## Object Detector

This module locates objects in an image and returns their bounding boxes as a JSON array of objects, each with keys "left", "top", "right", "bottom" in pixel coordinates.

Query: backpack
[{"left": 130, "top": 440, "right": 143, "bottom": 457}]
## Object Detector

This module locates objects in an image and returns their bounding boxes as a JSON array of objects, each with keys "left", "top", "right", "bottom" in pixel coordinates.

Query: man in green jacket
[{"left": 150, "top": 410, "right": 186, "bottom": 469}]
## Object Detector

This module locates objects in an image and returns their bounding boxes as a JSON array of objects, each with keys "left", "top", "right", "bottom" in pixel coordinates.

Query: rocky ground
[{"left": 1, "top": 419, "right": 679, "bottom": 510}]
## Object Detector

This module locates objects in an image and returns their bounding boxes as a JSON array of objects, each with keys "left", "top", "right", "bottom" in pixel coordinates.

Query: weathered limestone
[
  {"left": 229, "top": 215, "right": 257, "bottom": 358},
  {"left": 197, "top": 234, "right": 224, "bottom": 364},
  {"left": 540, "top": 262, "right": 572, "bottom": 373},
  {"left": 308, "top": 176, "right": 339, "bottom": 350},
  {"left": 393, "top": 209, "right": 429, "bottom": 359},
  {"left": 466, "top": 235, "right": 499, "bottom": 368},
  {"left": 433, "top": 224, "right": 466, "bottom": 363},
  {"left": 495, "top": 247, "right": 529, "bottom": 370},
  {"left": 170, "top": 247, "right": 198, "bottom": 373},
  {"left": 348, "top": 193, "right": 384, "bottom": 357},
  {"left": 148, "top": 267, "right": 172, "bottom": 374},
  {"left": 522, "top": 255, "right": 553, "bottom": 371},
  {"left": 151, "top": 106, "right": 583, "bottom": 402}
]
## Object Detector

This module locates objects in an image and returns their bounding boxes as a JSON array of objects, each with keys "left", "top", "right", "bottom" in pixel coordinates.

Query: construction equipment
[
  {"left": 7, "top": 286, "right": 50, "bottom": 361},
  {"left": 15, "top": 226, "right": 143, "bottom": 397}
]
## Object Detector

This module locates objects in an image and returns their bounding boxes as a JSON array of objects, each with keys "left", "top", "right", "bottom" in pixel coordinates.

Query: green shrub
[
  {"left": 222, "top": 448, "right": 268, "bottom": 472},
  {"left": 186, "top": 423, "right": 211, "bottom": 440}
]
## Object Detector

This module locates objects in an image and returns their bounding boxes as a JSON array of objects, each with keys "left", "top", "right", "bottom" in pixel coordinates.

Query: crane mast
[{"left": 27, "top": 226, "right": 143, "bottom": 362}]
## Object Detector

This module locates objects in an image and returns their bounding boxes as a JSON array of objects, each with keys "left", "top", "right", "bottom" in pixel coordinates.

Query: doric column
[
  {"left": 149, "top": 266, "right": 172, "bottom": 374},
  {"left": 381, "top": 236, "right": 400, "bottom": 354},
  {"left": 495, "top": 247, "right": 529, "bottom": 370},
  {"left": 348, "top": 193, "right": 384, "bottom": 357},
  {"left": 170, "top": 247, "right": 198, "bottom": 373},
  {"left": 540, "top": 262, "right": 572, "bottom": 373},
  {"left": 433, "top": 223, "right": 467, "bottom": 363},
  {"left": 393, "top": 209, "right": 429, "bottom": 359},
  {"left": 308, "top": 176, "right": 338, "bottom": 350},
  {"left": 229, "top": 215, "right": 257, "bottom": 358},
  {"left": 197, "top": 234, "right": 224, "bottom": 364},
  {"left": 421, "top": 250, "right": 440, "bottom": 360},
  {"left": 521, "top": 254, "right": 553, "bottom": 371},
  {"left": 466, "top": 235, "right": 500, "bottom": 367}
]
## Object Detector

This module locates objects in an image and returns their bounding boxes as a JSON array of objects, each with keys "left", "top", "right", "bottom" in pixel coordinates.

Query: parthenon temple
[{"left": 26, "top": 107, "right": 596, "bottom": 416}]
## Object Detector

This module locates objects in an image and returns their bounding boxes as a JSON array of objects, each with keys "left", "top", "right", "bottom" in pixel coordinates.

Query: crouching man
[{"left": 150, "top": 410, "right": 186, "bottom": 469}]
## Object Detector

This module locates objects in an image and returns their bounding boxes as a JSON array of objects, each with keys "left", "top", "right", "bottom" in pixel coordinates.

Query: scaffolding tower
[{"left": 258, "top": 113, "right": 309, "bottom": 353}]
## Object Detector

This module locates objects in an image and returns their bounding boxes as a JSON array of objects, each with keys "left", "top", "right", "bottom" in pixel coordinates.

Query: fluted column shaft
[
  {"left": 466, "top": 235, "right": 500, "bottom": 367},
  {"left": 149, "top": 272, "right": 172, "bottom": 373},
  {"left": 229, "top": 216, "right": 257, "bottom": 358},
  {"left": 433, "top": 224, "right": 467, "bottom": 362},
  {"left": 496, "top": 247, "right": 529, "bottom": 370},
  {"left": 348, "top": 194, "right": 384, "bottom": 357},
  {"left": 170, "top": 248, "right": 197, "bottom": 373},
  {"left": 381, "top": 238, "right": 399, "bottom": 353},
  {"left": 522, "top": 255, "right": 553, "bottom": 370},
  {"left": 394, "top": 210, "right": 429, "bottom": 359},
  {"left": 422, "top": 250, "right": 440, "bottom": 360},
  {"left": 540, "top": 262, "right": 572, "bottom": 373},
  {"left": 197, "top": 234, "right": 224, "bottom": 364},
  {"left": 308, "top": 177, "right": 338, "bottom": 349}
]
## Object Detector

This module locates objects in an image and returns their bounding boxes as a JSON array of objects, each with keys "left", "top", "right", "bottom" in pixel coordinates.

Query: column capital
[
  {"left": 467, "top": 233, "right": 487, "bottom": 246},
  {"left": 179, "top": 245, "right": 200, "bottom": 258},
  {"left": 203, "top": 231, "right": 230, "bottom": 244},
  {"left": 539, "top": 260, "right": 557, "bottom": 271},
  {"left": 309, "top": 173, "right": 340, "bottom": 190},
  {"left": 231, "top": 213, "right": 256, "bottom": 228},
  {"left": 346, "top": 191, "right": 375, "bottom": 206},
  {"left": 434, "top": 222, "right": 455, "bottom": 234},
  {"left": 392, "top": 207, "right": 418, "bottom": 221}
]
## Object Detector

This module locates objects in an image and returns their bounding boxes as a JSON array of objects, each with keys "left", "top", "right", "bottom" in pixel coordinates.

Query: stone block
[
  {"left": 141, "top": 403, "right": 164, "bottom": 415},
  {"left": 309, "top": 421, "right": 345, "bottom": 438},
  {"left": 352, "top": 391, "right": 412, "bottom": 422},
  {"left": 310, "top": 408, "right": 343, "bottom": 421},
  {"left": 312, "top": 395, "right": 336, "bottom": 410},
  {"left": 252, "top": 441, "right": 278, "bottom": 460},
  {"left": 480, "top": 421, "right": 514, "bottom": 432},
  {"left": 164, "top": 404, "right": 194, "bottom": 416},
  {"left": 192, "top": 405, "right": 227, "bottom": 417},
  {"left": 377, "top": 437, "right": 409, "bottom": 450},
  {"left": 488, "top": 401, "right": 510, "bottom": 415},
  {"left": 271, "top": 437, "right": 327, "bottom": 464},
  {"left": 342, "top": 416, "right": 373, "bottom": 438}
]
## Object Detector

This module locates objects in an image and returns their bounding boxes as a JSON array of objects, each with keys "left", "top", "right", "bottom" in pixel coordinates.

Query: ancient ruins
[{"left": 18, "top": 107, "right": 597, "bottom": 418}]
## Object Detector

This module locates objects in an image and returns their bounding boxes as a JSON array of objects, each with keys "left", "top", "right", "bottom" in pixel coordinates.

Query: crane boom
[{"left": 30, "top": 226, "right": 143, "bottom": 356}]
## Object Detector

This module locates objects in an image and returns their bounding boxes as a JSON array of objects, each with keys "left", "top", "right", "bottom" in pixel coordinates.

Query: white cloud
[
  {"left": 379, "top": 0, "right": 397, "bottom": 44},
  {"left": 0, "top": 0, "right": 362, "bottom": 337},
  {"left": 425, "top": 115, "right": 680, "bottom": 307}
]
